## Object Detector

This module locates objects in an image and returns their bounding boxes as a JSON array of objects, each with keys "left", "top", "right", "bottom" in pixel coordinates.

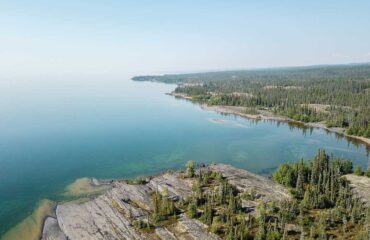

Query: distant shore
[{"left": 169, "top": 92, "right": 370, "bottom": 147}]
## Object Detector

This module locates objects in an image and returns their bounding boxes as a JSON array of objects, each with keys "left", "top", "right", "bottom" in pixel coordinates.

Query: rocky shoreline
[
  {"left": 169, "top": 92, "right": 370, "bottom": 147},
  {"left": 41, "top": 164, "right": 289, "bottom": 240},
  {"left": 39, "top": 163, "right": 370, "bottom": 240}
]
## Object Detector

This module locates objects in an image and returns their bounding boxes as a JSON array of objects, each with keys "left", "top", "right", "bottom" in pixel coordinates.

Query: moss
[{"left": 111, "top": 199, "right": 126, "bottom": 216}]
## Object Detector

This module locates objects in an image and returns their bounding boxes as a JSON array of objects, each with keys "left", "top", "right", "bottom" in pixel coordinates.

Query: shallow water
[
  {"left": 63, "top": 177, "right": 110, "bottom": 197},
  {"left": 1, "top": 199, "right": 55, "bottom": 240},
  {"left": 0, "top": 77, "right": 368, "bottom": 236}
]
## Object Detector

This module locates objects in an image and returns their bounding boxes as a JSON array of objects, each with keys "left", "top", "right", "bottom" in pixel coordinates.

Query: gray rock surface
[
  {"left": 345, "top": 174, "right": 370, "bottom": 205},
  {"left": 41, "top": 217, "right": 67, "bottom": 240},
  {"left": 207, "top": 164, "right": 290, "bottom": 201},
  {"left": 147, "top": 172, "right": 192, "bottom": 200},
  {"left": 173, "top": 214, "right": 221, "bottom": 240},
  {"left": 155, "top": 227, "right": 177, "bottom": 240},
  {"left": 56, "top": 186, "right": 146, "bottom": 240}
]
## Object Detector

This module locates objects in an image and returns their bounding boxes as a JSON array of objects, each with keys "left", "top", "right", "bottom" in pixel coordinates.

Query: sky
[{"left": 1, "top": 0, "right": 370, "bottom": 79}]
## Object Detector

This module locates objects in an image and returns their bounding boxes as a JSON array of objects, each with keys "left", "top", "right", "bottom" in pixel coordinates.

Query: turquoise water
[{"left": 0, "top": 77, "right": 368, "bottom": 236}]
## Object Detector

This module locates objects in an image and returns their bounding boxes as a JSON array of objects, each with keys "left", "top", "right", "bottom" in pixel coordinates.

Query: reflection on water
[{"left": 284, "top": 121, "right": 370, "bottom": 157}]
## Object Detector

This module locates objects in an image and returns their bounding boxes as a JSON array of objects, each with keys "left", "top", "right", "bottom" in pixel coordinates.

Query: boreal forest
[{"left": 133, "top": 64, "right": 370, "bottom": 138}]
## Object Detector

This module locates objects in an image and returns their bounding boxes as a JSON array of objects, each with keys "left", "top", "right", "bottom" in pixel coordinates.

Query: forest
[
  {"left": 133, "top": 151, "right": 370, "bottom": 239},
  {"left": 133, "top": 64, "right": 370, "bottom": 138}
]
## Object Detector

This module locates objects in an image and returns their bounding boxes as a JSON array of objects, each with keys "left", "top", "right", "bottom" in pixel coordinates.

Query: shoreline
[
  {"left": 2, "top": 178, "right": 112, "bottom": 240},
  {"left": 1, "top": 199, "right": 56, "bottom": 240},
  {"left": 40, "top": 163, "right": 290, "bottom": 239},
  {"left": 169, "top": 92, "right": 370, "bottom": 147},
  {"left": 39, "top": 162, "right": 370, "bottom": 239}
]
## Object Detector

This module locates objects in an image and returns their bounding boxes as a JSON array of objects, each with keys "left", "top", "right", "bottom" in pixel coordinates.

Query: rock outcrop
[
  {"left": 207, "top": 164, "right": 290, "bottom": 201},
  {"left": 345, "top": 174, "right": 370, "bottom": 206},
  {"left": 42, "top": 164, "right": 289, "bottom": 240},
  {"left": 41, "top": 217, "right": 67, "bottom": 240}
]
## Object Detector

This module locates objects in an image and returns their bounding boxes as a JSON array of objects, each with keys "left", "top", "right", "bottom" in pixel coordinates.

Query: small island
[{"left": 42, "top": 150, "right": 370, "bottom": 240}]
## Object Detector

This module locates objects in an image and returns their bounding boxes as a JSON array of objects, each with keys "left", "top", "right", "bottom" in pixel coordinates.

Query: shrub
[{"left": 354, "top": 166, "right": 364, "bottom": 176}]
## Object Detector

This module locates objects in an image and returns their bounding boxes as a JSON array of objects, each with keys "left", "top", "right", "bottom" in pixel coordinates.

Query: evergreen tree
[
  {"left": 186, "top": 160, "right": 195, "bottom": 177},
  {"left": 187, "top": 200, "right": 197, "bottom": 218}
]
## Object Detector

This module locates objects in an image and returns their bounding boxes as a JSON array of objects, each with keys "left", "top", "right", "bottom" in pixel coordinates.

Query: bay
[{"left": 0, "top": 77, "right": 368, "bottom": 236}]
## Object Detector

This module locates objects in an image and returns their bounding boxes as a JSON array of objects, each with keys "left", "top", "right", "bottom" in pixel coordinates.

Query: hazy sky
[{"left": 1, "top": 0, "right": 370, "bottom": 79}]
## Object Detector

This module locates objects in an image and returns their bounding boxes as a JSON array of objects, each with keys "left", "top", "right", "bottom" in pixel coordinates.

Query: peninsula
[{"left": 41, "top": 150, "right": 370, "bottom": 240}]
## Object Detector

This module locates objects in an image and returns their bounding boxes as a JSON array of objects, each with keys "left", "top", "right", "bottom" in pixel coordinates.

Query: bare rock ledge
[{"left": 42, "top": 164, "right": 290, "bottom": 240}]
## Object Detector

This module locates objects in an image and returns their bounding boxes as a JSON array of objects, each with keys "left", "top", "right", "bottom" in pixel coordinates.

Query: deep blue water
[{"left": 0, "top": 77, "right": 368, "bottom": 236}]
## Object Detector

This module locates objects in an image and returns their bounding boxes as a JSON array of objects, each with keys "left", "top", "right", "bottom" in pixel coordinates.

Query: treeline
[
  {"left": 134, "top": 64, "right": 370, "bottom": 137},
  {"left": 272, "top": 149, "right": 370, "bottom": 239},
  {"left": 140, "top": 151, "right": 370, "bottom": 239}
]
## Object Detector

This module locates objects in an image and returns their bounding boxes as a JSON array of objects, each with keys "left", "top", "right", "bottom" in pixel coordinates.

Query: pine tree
[
  {"left": 296, "top": 168, "right": 304, "bottom": 198},
  {"left": 186, "top": 160, "right": 195, "bottom": 178},
  {"left": 187, "top": 200, "right": 197, "bottom": 218}
]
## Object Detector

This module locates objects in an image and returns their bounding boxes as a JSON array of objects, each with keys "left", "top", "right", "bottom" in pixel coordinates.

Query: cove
[{"left": 0, "top": 77, "right": 368, "bottom": 237}]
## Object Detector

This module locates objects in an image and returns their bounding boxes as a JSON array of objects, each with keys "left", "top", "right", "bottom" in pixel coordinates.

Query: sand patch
[
  {"left": 208, "top": 118, "right": 249, "bottom": 128},
  {"left": 3, "top": 179, "right": 111, "bottom": 240},
  {"left": 208, "top": 118, "right": 227, "bottom": 124},
  {"left": 63, "top": 177, "right": 110, "bottom": 198},
  {"left": 2, "top": 199, "right": 56, "bottom": 240}
]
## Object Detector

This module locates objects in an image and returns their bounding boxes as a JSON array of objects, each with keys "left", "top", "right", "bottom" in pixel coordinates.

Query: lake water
[{"left": 0, "top": 77, "right": 369, "bottom": 236}]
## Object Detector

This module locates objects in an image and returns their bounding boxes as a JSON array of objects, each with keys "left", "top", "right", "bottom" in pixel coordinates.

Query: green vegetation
[
  {"left": 134, "top": 64, "right": 370, "bottom": 138},
  {"left": 145, "top": 150, "right": 370, "bottom": 239},
  {"left": 186, "top": 160, "right": 195, "bottom": 178},
  {"left": 354, "top": 166, "right": 364, "bottom": 176},
  {"left": 152, "top": 188, "right": 177, "bottom": 223}
]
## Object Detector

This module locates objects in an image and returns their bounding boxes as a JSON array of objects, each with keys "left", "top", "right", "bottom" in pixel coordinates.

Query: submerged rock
[{"left": 2, "top": 199, "right": 56, "bottom": 240}]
